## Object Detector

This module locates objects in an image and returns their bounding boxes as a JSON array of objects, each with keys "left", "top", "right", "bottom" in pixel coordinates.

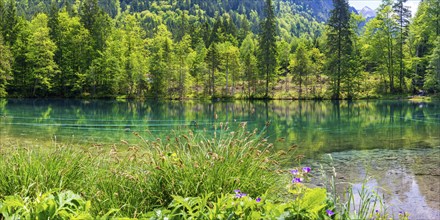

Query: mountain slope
[
  {"left": 360, "top": 6, "right": 376, "bottom": 19},
  {"left": 13, "top": 0, "right": 331, "bottom": 41}
]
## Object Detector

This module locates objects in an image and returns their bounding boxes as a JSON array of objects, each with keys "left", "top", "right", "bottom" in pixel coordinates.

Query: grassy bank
[
  {"left": 0, "top": 124, "right": 288, "bottom": 217},
  {"left": 0, "top": 124, "right": 410, "bottom": 219}
]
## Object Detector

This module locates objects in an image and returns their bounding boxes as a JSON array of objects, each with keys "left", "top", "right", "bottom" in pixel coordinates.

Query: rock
[{"left": 385, "top": 157, "right": 398, "bottom": 160}]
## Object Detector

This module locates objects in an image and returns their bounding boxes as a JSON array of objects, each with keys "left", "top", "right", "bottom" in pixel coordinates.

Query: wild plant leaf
[
  {"left": 299, "top": 188, "right": 327, "bottom": 215},
  {"left": 169, "top": 195, "right": 191, "bottom": 213},
  {"left": 251, "top": 210, "right": 263, "bottom": 219},
  {"left": 35, "top": 198, "right": 57, "bottom": 219},
  {"left": 0, "top": 196, "right": 27, "bottom": 219},
  {"left": 276, "top": 210, "right": 293, "bottom": 219},
  {"left": 99, "top": 208, "right": 121, "bottom": 219},
  {"left": 1, "top": 196, "right": 25, "bottom": 208},
  {"left": 71, "top": 212, "right": 94, "bottom": 220}
]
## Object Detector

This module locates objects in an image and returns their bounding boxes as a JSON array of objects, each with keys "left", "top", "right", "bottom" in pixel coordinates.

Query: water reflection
[
  {"left": 1, "top": 99, "right": 439, "bottom": 155},
  {"left": 1, "top": 99, "right": 439, "bottom": 217}
]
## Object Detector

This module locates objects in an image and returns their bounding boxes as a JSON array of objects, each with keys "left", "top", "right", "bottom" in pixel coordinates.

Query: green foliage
[
  {"left": 26, "top": 13, "right": 59, "bottom": 97},
  {"left": 0, "top": 122, "right": 419, "bottom": 219},
  {"left": 1, "top": 0, "right": 19, "bottom": 46},
  {"left": 240, "top": 34, "right": 258, "bottom": 98},
  {"left": 206, "top": 43, "right": 220, "bottom": 96},
  {"left": 148, "top": 24, "right": 174, "bottom": 98},
  {"left": 295, "top": 188, "right": 327, "bottom": 217},
  {"left": 218, "top": 41, "right": 241, "bottom": 96},
  {"left": 56, "top": 11, "right": 92, "bottom": 97},
  {"left": 2, "top": 0, "right": 440, "bottom": 99},
  {"left": 144, "top": 182, "right": 330, "bottom": 219},
  {"left": 258, "top": 0, "right": 278, "bottom": 98},
  {"left": 290, "top": 42, "right": 310, "bottom": 99},
  {"left": 393, "top": 0, "right": 411, "bottom": 92},
  {"left": 425, "top": 37, "right": 440, "bottom": 93},
  {"left": 0, "top": 35, "right": 12, "bottom": 97},
  {"left": 0, "top": 190, "right": 93, "bottom": 219},
  {"left": 189, "top": 40, "right": 207, "bottom": 98},
  {"left": 174, "top": 34, "right": 194, "bottom": 99},
  {"left": 0, "top": 147, "right": 92, "bottom": 197},
  {"left": 0, "top": 124, "right": 286, "bottom": 217},
  {"left": 325, "top": 0, "right": 352, "bottom": 99}
]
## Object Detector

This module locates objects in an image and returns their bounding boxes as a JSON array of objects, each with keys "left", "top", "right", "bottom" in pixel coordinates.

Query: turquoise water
[
  {"left": 1, "top": 99, "right": 439, "bottom": 218},
  {"left": 1, "top": 99, "right": 439, "bottom": 156}
]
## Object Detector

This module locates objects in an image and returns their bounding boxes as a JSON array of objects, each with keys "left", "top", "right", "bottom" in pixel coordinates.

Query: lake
[{"left": 1, "top": 99, "right": 439, "bottom": 218}]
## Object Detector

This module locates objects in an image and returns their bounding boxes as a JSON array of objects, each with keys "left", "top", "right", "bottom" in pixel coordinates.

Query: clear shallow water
[
  {"left": 1, "top": 99, "right": 439, "bottom": 218},
  {"left": 313, "top": 147, "right": 440, "bottom": 219}
]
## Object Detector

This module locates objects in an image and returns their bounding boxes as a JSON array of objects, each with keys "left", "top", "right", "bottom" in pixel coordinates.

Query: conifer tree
[
  {"left": 326, "top": 0, "right": 352, "bottom": 99},
  {"left": 0, "top": 0, "right": 5, "bottom": 35},
  {"left": 3, "top": 0, "right": 19, "bottom": 46},
  {"left": 393, "top": 0, "right": 411, "bottom": 92},
  {"left": 258, "top": 0, "right": 277, "bottom": 98}
]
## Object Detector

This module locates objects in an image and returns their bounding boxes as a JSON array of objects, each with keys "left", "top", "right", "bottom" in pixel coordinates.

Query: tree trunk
[
  {"left": 299, "top": 74, "right": 302, "bottom": 100},
  {"left": 225, "top": 58, "right": 229, "bottom": 96},
  {"left": 265, "top": 67, "right": 269, "bottom": 98}
]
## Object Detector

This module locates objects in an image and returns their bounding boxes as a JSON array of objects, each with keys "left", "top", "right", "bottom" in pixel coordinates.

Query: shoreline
[{"left": 1, "top": 94, "right": 438, "bottom": 102}]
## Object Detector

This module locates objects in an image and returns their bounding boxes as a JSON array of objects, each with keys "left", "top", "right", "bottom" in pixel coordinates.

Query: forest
[{"left": 0, "top": 0, "right": 439, "bottom": 99}]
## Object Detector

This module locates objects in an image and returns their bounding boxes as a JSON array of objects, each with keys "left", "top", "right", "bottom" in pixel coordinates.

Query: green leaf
[{"left": 299, "top": 188, "right": 327, "bottom": 215}]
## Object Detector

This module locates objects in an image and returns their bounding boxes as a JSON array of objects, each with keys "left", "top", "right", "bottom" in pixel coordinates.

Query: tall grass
[
  {"left": 0, "top": 122, "right": 286, "bottom": 217},
  {"left": 0, "top": 146, "right": 93, "bottom": 197},
  {"left": 320, "top": 155, "right": 395, "bottom": 220}
]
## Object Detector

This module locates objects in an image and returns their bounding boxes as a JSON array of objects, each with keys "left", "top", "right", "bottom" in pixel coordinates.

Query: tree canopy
[{"left": 0, "top": 0, "right": 438, "bottom": 99}]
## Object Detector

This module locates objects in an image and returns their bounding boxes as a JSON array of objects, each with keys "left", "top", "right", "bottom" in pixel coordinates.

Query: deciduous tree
[
  {"left": 26, "top": 13, "right": 58, "bottom": 97},
  {"left": 290, "top": 43, "right": 310, "bottom": 99}
]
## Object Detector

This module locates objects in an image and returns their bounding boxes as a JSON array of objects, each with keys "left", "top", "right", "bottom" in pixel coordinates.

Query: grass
[
  {"left": 0, "top": 123, "right": 287, "bottom": 217},
  {"left": 0, "top": 123, "right": 413, "bottom": 219}
]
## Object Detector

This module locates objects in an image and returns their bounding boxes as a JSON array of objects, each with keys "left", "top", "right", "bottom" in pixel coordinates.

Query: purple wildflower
[
  {"left": 290, "top": 169, "right": 299, "bottom": 175},
  {"left": 302, "top": 167, "right": 311, "bottom": 173},
  {"left": 292, "top": 177, "right": 302, "bottom": 184},
  {"left": 326, "top": 210, "right": 334, "bottom": 216},
  {"left": 234, "top": 190, "right": 247, "bottom": 198},
  {"left": 376, "top": 209, "right": 379, "bottom": 213},
  {"left": 256, "top": 197, "right": 261, "bottom": 202},
  {"left": 235, "top": 193, "right": 247, "bottom": 198}
]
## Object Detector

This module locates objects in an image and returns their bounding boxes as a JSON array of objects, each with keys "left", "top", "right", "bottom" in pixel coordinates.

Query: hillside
[
  {"left": 12, "top": 0, "right": 331, "bottom": 41},
  {"left": 3, "top": 0, "right": 437, "bottom": 100}
]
